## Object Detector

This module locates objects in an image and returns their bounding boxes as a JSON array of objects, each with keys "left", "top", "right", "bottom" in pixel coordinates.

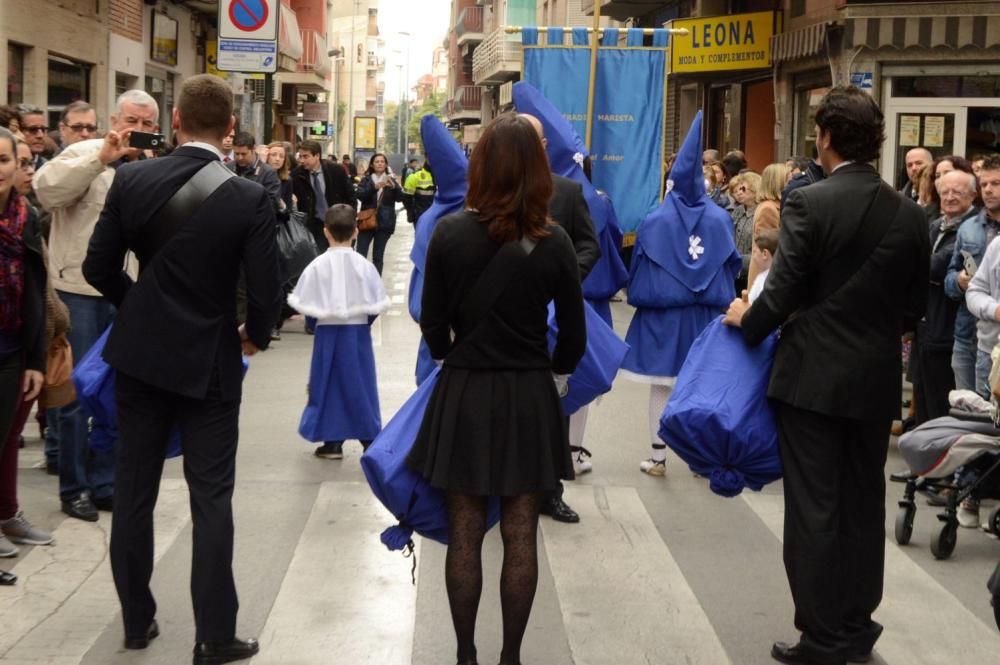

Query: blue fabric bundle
[
  {"left": 73, "top": 325, "right": 248, "bottom": 459},
  {"left": 361, "top": 367, "right": 501, "bottom": 549},
  {"left": 547, "top": 301, "right": 629, "bottom": 415},
  {"left": 658, "top": 317, "right": 782, "bottom": 497}
]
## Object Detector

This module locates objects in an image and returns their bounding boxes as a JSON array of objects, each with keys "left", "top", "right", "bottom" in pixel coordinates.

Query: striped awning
[
  {"left": 845, "top": 14, "right": 1000, "bottom": 50},
  {"left": 771, "top": 22, "right": 830, "bottom": 63}
]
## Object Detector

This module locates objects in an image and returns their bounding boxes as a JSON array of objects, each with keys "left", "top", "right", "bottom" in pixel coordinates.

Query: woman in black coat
[
  {"left": 355, "top": 153, "right": 402, "bottom": 275},
  {"left": 0, "top": 127, "right": 46, "bottom": 586}
]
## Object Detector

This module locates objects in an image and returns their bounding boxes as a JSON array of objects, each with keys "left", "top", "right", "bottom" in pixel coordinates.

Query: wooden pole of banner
[{"left": 584, "top": 3, "right": 601, "bottom": 152}]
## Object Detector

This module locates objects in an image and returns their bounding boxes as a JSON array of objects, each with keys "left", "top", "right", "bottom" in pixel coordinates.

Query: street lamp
[{"left": 398, "top": 31, "right": 410, "bottom": 158}]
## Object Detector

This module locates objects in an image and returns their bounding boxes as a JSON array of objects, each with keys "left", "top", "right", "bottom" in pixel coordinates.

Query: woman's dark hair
[
  {"left": 466, "top": 114, "right": 552, "bottom": 243},
  {"left": 928, "top": 155, "right": 976, "bottom": 206},
  {"left": 364, "top": 152, "right": 390, "bottom": 177},
  {"left": 814, "top": 86, "right": 885, "bottom": 164},
  {"left": 0, "top": 105, "right": 22, "bottom": 131}
]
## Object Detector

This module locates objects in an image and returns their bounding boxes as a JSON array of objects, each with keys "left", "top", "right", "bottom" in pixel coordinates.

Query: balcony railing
[
  {"left": 456, "top": 6, "right": 484, "bottom": 45},
  {"left": 472, "top": 29, "right": 521, "bottom": 85},
  {"left": 445, "top": 85, "right": 483, "bottom": 121},
  {"left": 298, "top": 29, "right": 331, "bottom": 78},
  {"left": 367, "top": 54, "right": 386, "bottom": 71}
]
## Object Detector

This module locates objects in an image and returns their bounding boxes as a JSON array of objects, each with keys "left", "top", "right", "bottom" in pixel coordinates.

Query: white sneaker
[
  {"left": 1, "top": 512, "right": 54, "bottom": 546},
  {"left": 572, "top": 446, "right": 593, "bottom": 475},
  {"left": 0, "top": 534, "right": 18, "bottom": 558},
  {"left": 639, "top": 458, "right": 666, "bottom": 477},
  {"left": 958, "top": 498, "right": 981, "bottom": 529}
]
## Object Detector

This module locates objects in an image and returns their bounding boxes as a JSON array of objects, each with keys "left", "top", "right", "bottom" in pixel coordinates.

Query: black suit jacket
[
  {"left": 290, "top": 161, "right": 355, "bottom": 223},
  {"left": 741, "top": 163, "right": 930, "bottom": 421},
  {"left": 229, "top": 156, "right": 282, "bottom": 213},
  {"left": 548, "top": 174, "right": 600, "bottom": 280},
  {"left": 83, "top": 146, "right": 282, "bottom": 401}
]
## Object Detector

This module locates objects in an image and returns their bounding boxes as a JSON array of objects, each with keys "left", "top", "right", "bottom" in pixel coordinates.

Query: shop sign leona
[{"left": 671, "top": 11, "right": 779, "bottom": 74}]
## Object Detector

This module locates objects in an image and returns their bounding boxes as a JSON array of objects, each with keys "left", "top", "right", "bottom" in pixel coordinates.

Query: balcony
[
  {"left": 456, "top": 6, "right": 484, "bottom": 47},
  {"left": 445, "top": 85, "right": 483, "bottom": 124},
  {"left": 472, "top": 29, "right": 521, "bottom": 86},
  {"left": 275, "top": 28, "right": 332, "bottom": 91},
  {"left": 580, "top": 0, "right": 665, "bottom": 22},
  {"left": 298, "top": 29, "right": 331, "bottom": 78},
  {"left": 367, "top": 54, "right": 386, "bottom": 72}
]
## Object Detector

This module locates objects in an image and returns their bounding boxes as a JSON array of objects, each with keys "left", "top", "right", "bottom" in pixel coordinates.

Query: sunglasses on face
[
  {"left": 23, "top": 125, "right": 49, "bottom": 134},
  {"left": 63, "top": 123, "right": 98, "bottom": 133}
]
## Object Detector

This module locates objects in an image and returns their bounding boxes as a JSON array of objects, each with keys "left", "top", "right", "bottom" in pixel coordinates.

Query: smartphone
[
  {"left": 129, "top": 131, "right": 165, "bottom": 150},
  {"left": 961, "top": 250, "right": 978, "bottom": 277}
]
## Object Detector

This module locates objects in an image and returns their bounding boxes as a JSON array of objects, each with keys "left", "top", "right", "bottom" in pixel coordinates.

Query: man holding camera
[{"left": 34, "top": 89, "right": 160, "bottom": 522}]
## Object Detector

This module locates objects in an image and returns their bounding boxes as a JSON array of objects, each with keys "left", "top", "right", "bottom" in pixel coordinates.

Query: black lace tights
[{"left": 445, "top": 492, "right": 542, "bottom": 665}]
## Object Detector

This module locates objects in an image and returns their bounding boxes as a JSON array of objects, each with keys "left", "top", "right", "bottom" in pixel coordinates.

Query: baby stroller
[
  {"left": 893, "top": 407, "right": 1000, "bottom": 560},
  {"left": 990, "top": 560, "right": 1000, "bottom": 631}
]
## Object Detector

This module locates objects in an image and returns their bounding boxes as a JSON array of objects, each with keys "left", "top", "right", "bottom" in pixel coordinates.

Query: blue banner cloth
[
  {"left": 547, "top": 26, "right": 564, "bottom": 45},
  {"left": 73, "top": 325, "right": 249, "bottom": 459},
  {"left": 572, "top": 27, "right": 589, "bottom": 46},
  {"left": 361, "top": 367, "right": 501, "bottom": 549},
  {"left": 590, "top": 47, "right": 666, "bottom": 232},
  {"left": 521, "top": 27, "right": 539, "bottom": 46},
  {"left": 522, "top": 44, "right": 591, "bottom": 141},
  {"left": 659, "top": 318, "right": 782, "bottom": 497},
  {"left": 547, "top": 301, "right": 629, "bottom": 415},
  {"left": 626, "top": 28, "right": 644, "bottom": 47},
  {"left": 601, "top": 28, "right": 619, "bottom": 46}
]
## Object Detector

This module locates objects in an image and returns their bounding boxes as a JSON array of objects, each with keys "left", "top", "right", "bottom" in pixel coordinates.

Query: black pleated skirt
[{"left": 406, "top": 367, "right": 574, "bottom": 496}]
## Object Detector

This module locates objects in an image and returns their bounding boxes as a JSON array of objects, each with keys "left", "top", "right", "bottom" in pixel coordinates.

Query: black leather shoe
[
  {"left": 124, "top": 619, "right": 159, "bottom": 650},
  {"left": 93, "top": 495, "right": 113, "bottom": 511},
  {"left": 61, "top": 494, "right": 98, "bottom": 522},
  {"left": 193, "top": 637, "right": 260, "bottom": 664},
  {"left": 540, "top": 497, "right": 580, "bottom": 523},
  {"left": 845, "top": 620, "right": 882, "bottom": 663},
  {"left": 0, "top": 569, "right": 16, "bottom": 585},
  {"left": 771, "top": 641, "right": 845, "bottom": 665}
]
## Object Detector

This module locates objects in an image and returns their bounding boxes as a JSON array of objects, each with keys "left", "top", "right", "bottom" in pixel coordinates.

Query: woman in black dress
[{"left": 407, "top": 114, "right": 587, "bottom": 665}]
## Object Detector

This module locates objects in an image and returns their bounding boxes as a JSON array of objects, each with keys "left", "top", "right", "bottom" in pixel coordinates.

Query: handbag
[
  {"left": 357, "top": 206, "right": 377, "bottom": 232},
  {"left": 42, "top": 333, "right": 75, "bottom": 408},
  {"left": 276, "top": 210, "right": 317, "bottom": 281}
]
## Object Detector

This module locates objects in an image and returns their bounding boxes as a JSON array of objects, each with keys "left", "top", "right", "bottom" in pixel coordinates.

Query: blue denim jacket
[{"left": 944, "top": 206, "right": 987, "bottom": 341}]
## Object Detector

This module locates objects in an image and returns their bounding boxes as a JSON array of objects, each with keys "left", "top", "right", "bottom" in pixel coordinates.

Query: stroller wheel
[
  {"left": 895, "top": 503, "right": 916, "bottom": 545},
  {"left": 931, "top": 521, "right": 958, "bottom": 560},
  {"left": 989, "top": 506, "right": 1000, "bottom": 536}
]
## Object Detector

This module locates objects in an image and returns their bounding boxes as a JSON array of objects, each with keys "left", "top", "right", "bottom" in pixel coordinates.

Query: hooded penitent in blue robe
[
  {"left": 408, "top": 115, "right": 469, "bottom": 384},
  {"left": 512, "top": 81, "right": 629, "bottom": 328},
  {"left": 621, "top": 112, "right": 741, "bottom": 382}
]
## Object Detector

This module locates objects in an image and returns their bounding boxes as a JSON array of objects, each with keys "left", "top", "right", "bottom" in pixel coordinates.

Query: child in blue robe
[
  {"left": 289, "top": 204, "right": 391, "bottom": 459},
  {"left": 621, "top": 112, "right": 742, "bottom": 477}
]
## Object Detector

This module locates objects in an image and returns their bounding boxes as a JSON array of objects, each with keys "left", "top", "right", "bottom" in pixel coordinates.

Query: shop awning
[
  {"left": 770, "top": 22, "right": 830, "bottom": 63},
  {"left": 845, "top": 14, "right": 1000, "bottom": 50},
  {"left": 279, "top": 4, "right": 304, "bottom": 61}
]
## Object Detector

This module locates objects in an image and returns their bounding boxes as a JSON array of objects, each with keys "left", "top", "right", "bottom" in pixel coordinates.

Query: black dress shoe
[
  {"left": 771, "top": 641, "right": 845, "bottom": 665},
  {"left": 540, "top": 497, "right": 580, "bottom": 524},
  {"left": 193, "top": 637, "right": 260, "bottom": 664},
  {"left": 61, "top": 494, "right": 98, "bottom": 522},
  {"left": 124, "top": 619, "right": 159, "bottom": 650},
  {"left": 0, "top": 569, "right": 16, "bottom": 585},
  {"left": 93, "top": 495, "right": 113, "bottom": 511}
]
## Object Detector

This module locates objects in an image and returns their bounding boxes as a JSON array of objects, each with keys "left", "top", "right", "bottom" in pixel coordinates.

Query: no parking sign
[{"left": 217, "top": 0, "right": 279, "bottom": 73}]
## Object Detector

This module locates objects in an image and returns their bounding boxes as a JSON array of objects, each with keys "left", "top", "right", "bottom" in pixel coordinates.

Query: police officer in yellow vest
[{"left": 402, "top": 159, "right": 435, "bottom": 225}]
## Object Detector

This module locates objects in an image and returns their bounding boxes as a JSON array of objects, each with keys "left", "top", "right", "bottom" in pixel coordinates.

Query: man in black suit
[
  {"left": 229, "top": 131, "right": 281, "bottom": 212},
  {"left": 523, "top": 113, "right": 600, "bottom": 523},
  {"left": 292, "top": 140, "right": 355, "bottom": 252},
  {"left": 724, "top": 87, "right": 929, "bottom": 665},
  {"left": 83, "top": 74, "right": 281, "bottom": 665}
]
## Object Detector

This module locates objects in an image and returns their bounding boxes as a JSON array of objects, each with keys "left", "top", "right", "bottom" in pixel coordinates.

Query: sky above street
[{"left": 378, "top": 0, "right": 451, "bottom": 102}]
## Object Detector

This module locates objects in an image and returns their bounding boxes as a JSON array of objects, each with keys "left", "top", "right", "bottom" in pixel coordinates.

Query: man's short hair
[
  {"left": 722, "top": 151, "right": 748, "bottom": 179},
  {"left": 754, "top": 228, "right": 779, "bottom": 255},
  {"left": 980, "top": 153, "right": 1000, "bottom": 173},
  {"left": 324, "top": 204, "right": 357, "bottom": 242},
  {"left": 176, "top": 75, "right": 233, "bottom": 140},
  {"left": 233, "top": 131, "right": 255, "bottom": 149},
  {"left": 60, "top": 101, "right": 94, "bottom": 123},
  {"left": 300, "top": 140, "right": 322, "bottom": 157},
  {"left": 116, "top": 89, "right": 160, "bottom": 120},
  {"left": 815, "top": 86, "right": 885, "bottom": 164},
  {"left": 342, "top": 154, "right": 351, "bottom": 161},
  {"left": 16, "top": 103, "right": 44, "bottom": 118}
]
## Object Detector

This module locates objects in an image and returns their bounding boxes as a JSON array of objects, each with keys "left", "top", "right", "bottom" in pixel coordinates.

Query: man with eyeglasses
[
  {"left": 34, "top": 89, "right": 159, "bottom": 523},
  {"left": 58, "top": 101, "right": 99, "bottom": 148},
  {"left": 17, "top": 104, "right": 50, "bottom": 170}
]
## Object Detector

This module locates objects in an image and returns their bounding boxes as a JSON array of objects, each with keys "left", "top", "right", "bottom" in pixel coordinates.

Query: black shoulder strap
[
  {"left": 139, "top": 159, "right": 235, "bottom": 266},
  {"left": 810, "top": 181, "right": 900, "bottom": 303}
]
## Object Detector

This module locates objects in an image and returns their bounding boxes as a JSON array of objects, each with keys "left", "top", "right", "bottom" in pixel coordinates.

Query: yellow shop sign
[{"left": 671, "top": 11, "right": 780, "bottom": 73}]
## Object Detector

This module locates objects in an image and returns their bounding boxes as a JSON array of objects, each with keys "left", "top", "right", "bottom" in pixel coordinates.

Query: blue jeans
[
  {"left": 355, "top": 229, "right": 391, "bottom": 275},
  {"left": 57, "top": 291, "right": 116, "bottom": 501},
  {"left": 45, "top": 407, "right": 60, "bottom": 467},
  {"left": 976, "top": 348, "right": 993, "bottom": 400},
  {"left": 951, "top": 336, "right": 977, "bottom": 392}
]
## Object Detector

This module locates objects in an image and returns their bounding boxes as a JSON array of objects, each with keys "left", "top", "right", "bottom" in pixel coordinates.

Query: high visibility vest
[{"left": 404, "top": 168, "right": 435, "bottom": 197}]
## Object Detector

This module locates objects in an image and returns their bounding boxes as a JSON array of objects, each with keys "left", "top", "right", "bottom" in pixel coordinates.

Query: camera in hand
[{"left": 130, "top": 131, "right": 165, "bottom": 150}]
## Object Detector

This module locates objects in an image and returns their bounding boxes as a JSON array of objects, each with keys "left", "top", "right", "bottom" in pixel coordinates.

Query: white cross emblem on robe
[{"left": 688, "top": 235, "right": 705, "bottom": 261}]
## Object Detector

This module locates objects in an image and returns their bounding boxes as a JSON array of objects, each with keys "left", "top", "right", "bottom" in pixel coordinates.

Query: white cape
[{"left": 288, "top": 247, "right": 391, "bottom": 323}]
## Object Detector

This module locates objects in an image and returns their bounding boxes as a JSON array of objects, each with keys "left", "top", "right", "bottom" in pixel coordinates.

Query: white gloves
[{"left": 553, "top": 373, "right": 570, "bottom": 398}]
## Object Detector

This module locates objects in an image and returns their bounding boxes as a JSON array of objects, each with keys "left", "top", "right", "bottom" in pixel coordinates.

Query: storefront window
[
  {"left": 7, "top": 44, "right": 25, "bottom": 104},
  {"left": 967, "top": 107, "right": 1000, "bottom": 159},
  {"left": 893, "top": 75, "right": 1000, "bottom": 98},
  {"left": 892, "top": 112, "right": 956, "bottom": 188},
  {"left": 794, "top": 85, "right": 829, "bottom": 159},
  {"left": 48, "top": 56, "right": 90, "bottom": 127}
]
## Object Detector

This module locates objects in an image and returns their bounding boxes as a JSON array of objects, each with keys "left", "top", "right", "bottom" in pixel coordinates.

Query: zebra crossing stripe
[{"left": 741, "top": 491, "right": 1000, "bottom": 664}]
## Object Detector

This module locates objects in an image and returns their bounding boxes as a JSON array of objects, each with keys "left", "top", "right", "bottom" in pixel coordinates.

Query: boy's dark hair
[
  {"left": 815, "top": 86, "right": 885, "bottom": 164},
  {"left": 754, "top": 228, "right": 779, "bottom": 256},
  {"left": 233, "top": 131, "right": 255, "bottom": 148},
  {"left": 300, "top": 140, "right": 322, "bottom": 157},
  {"left": 324, "top": 204, "right": 357, "bottom": 242}
]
